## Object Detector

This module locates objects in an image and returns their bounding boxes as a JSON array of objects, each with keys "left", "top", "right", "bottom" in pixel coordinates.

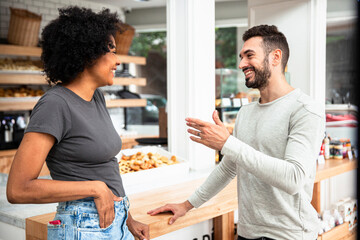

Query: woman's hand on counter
[
  {"left": 127, "top": 212, "right": 150, "bottom": 240},
  {"left": 93, "top": 181, "right": 123, "bottom": 228},
  {"left": 186, "top": 110, "right": 230, "bottom": 151},
  {"left": 147, "top": 200, "right": 194, "bottom": 225}
]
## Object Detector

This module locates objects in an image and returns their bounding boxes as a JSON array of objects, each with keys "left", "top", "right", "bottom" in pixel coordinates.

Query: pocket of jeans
[
  {"left": 78, "top": 208, "right": 118, "bottom": 231},
  {"left": 47, "top": 224, "right": 65, "bottom": 240}
]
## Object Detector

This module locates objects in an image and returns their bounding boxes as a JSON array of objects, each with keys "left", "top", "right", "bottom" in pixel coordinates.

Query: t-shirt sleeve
[{"left": 25, "top": 93, "right": 71, "bottom": 143}]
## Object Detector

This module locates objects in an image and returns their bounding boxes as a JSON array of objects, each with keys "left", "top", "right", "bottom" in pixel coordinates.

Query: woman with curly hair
[{"left": 6, "top": 6, "right": 149, "bottom": 240}]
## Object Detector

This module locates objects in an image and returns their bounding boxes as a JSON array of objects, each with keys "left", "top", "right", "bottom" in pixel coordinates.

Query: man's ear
[{"left": 271, "top": 49, "right": 282, "bottom": 66}]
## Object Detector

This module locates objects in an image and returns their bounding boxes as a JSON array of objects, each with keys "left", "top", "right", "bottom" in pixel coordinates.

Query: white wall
[{"left": 0, "top": 0, "right": 124, "bottom": 40}]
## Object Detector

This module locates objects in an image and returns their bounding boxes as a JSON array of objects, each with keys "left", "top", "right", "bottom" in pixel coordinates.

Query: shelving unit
[
  {"left": 0, "top": 44, "right": 148, "bottom": 110},
  {"left": 0, "top": 44, "right": 150, "bottom": 170},
  {"left": 311, "top": 158, "right": 358, "bottom": 240}
]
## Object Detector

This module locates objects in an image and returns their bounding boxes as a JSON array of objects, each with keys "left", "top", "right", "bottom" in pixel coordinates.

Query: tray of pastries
[{"left": 117, "top": 146, "right": 189, "bottom": 187}]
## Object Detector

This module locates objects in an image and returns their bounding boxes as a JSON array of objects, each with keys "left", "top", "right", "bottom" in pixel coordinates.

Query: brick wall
[{"left": 0, "top": 0, "right": 125, "bottom": 40}]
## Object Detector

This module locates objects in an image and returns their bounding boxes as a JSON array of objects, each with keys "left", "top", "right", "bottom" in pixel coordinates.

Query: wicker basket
[
  {"left": 115, "top": 23, "right": 135, "bottom": 55},
  {"left": 7, "top": 7, "right": 42, "bottom": 47}
]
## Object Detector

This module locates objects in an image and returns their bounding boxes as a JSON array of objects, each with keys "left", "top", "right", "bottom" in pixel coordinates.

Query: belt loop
[{"left": 124, "top": 196, "right": 130, "bottom": 210}]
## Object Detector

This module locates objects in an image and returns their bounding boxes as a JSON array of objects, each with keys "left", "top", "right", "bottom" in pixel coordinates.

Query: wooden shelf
[
  {"left": 315, "top": 158, "right": 357, "bottom": 183},
  {"left": 113, "top": 77, "right": 146, "bottom": 86},
  {"left": 0, "top": 149, "right": 17, "bottom": 157},
  {"left": 0, "top": 73, "right": 47, "bottom": 84},
  {"left": 117, "top": 55, "right": 146, "bottom": 65},
  {"left": 106, "top": 99, "right": 146, "bottom": 108},
  {"left": 0, "top": 44, "right": 146, "bottom": 65},
  {"left": 312, "top": 159, "right": 357, "bottom": 214},
  {"left": 0, "top": 98, "right": 147, "bottom": 111},
  {"left": 0, "top": 44, "right": 41, "bottom": 57},
  {"left": 0, "top": 74, "right": 146, "bottom": 86},
  {"left": 318, "top": 222, "right": 356, "bottom": 240}
]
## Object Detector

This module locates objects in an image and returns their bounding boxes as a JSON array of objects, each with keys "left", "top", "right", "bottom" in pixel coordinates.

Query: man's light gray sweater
[{"left": 188, "top": 89, "right": 324, "bottom": 240}]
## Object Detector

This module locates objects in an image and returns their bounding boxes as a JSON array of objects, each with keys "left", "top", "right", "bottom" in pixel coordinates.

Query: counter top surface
[
  {"left": 0, "top": 173, "right": 57, "bottom": 229},
  {"left": 0, "top": 167, "right": 215, "bottom": 230}
]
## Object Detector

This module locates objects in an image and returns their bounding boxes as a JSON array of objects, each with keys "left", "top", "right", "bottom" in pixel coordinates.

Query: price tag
[{"left": 233, "top": 98, "right": 241, "bottom": 107}]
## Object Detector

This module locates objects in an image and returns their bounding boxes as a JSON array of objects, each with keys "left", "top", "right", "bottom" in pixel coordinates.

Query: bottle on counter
[
  {"left": 333, "top": 139, "right": 343, "bottom": 160},
  {"left": 340, "top": 139, "right": 348, "bottom": 159},
  {"left": 324, "top": 133, "right": 330, "bottom": 160}
]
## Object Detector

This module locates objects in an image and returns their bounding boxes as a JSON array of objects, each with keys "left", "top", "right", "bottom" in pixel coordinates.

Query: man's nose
[{"left": 239, "top": 58, "right": 247, "bottom": 70}]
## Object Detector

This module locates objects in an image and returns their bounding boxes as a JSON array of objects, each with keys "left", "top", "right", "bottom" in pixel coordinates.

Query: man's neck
[{"left": 259, "top": 74, "right": 294, "bottom": 104}]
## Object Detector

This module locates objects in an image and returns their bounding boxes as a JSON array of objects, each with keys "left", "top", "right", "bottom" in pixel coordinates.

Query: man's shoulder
[{"left": 294, "top": 90, "right": 323, "bottom": 119}]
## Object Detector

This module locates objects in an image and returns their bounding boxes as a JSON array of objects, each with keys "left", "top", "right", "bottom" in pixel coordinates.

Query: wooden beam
[
  {"left": 311, "top": 182, "right": 321, "bottom": 212},
  {"left": 213, "top": 211, "right": 235, "bottom": 240}
]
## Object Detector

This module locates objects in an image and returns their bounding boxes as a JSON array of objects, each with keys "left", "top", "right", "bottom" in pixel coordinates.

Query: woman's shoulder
[{"left": 34, "top": 86, "right": 71, "bottom": 114}]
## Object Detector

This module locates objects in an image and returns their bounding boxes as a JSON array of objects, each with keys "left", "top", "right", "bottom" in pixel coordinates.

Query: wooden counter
[
  {"left": 25, "top": 158, "right": 358, "bottom": 240},
  {"left": 26, "top": 178, "right": 238, "bottom": 240}
]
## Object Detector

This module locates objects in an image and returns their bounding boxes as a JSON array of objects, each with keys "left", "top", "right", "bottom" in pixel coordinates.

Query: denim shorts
[{"left": 47, "top": 196, "right": 135, "bottom": 240}]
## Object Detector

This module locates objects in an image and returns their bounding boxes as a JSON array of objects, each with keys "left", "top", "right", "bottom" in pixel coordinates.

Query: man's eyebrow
[{"left": 239, "top": 49, "right": 255, "bottom": 59}]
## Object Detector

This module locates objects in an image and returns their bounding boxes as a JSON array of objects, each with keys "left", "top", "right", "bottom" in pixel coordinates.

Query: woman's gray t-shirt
[{"left": 25, "top": 85, "right": 125, "bottom": 197}]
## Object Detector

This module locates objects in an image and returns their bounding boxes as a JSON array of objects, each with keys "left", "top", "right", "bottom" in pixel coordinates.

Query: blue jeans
[{"left": 47, "top": 196, "right": 134, "bottom": 240}]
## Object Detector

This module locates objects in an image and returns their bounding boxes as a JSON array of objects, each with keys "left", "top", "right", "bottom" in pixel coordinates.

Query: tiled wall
[{"left": 0, "top": 0, "right": 125, "bottom": 40}]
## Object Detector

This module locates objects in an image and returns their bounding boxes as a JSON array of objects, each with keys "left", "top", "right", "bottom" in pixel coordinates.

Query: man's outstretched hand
[
  {"left": 147, "top": 201, "right": 194, "bottom": 225},
  {"left": 186, "top": 110, "right": 230, "bottom": 151}
]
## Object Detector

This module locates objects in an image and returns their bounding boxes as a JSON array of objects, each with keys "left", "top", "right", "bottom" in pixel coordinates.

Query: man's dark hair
[
  {"left": 40, "top": 6, "right": 122, "bottom": 85},
  {"left": 243, "top": 25, "right": 289, "bottom": 73}
]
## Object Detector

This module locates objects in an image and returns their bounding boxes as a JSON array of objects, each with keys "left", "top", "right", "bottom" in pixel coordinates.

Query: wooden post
[
  {"left": 158, "top": 107, "right": 167, "bottom": 138},
  {"left": 213, "top": 211, "right": 235, "bottom": 240},
  {"left": 311, "top": 182, "right": 321, "bottom": 212}
]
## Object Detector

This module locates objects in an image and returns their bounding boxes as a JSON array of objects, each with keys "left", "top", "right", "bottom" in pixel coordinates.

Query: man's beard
[{"left": 245, "top": 58, "right": 271, "bottom": 90}]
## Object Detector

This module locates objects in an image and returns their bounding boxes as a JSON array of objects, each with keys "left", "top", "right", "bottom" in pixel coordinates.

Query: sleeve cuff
[
  {"left": 221, "top": 135, "right": 240, "bottom": 156},
  {"left": 187, "top": 192, "right": 205, "bottom": 208}
]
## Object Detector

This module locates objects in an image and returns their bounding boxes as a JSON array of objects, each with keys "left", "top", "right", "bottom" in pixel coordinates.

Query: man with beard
[{"left": 148, "top": 25, "right": 324, "bottom": 240}]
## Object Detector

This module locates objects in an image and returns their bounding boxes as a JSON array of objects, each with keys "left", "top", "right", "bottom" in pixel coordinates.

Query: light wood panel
[
  {"left": 315, "top": 159, "right": 357, "bottom": 183},
  {"left": 105, "top": 99, "right": 147, "bottom": 108},
  {"left": 0, "top": 100, "right": 37, "bottom": 111},
  {"left": 0, "top": 44, "right": 41, "bottom": 57},
  {"left": 26, "top": 178, "right": 238, "bottom": 240},
  {"left": 312, "top": 159, "right": 357, "bottom": 213},
  {"left": 113, "top": 77, "right": 146, "bottom": 86},
  {"left": 116, "top": 55, "right": 146, "bottom": 65},
  {"left": 0, "top": 73, "right": 47, "bottom": 84},
  {"left": 320, "top": 222, "right": 350, "bottom": 240},
  {"left": 0, "top": 98, "right": 147, "bottom": 111},
  {"left": 0, "top": 74, "right": 146, "bottom": 86},
  {"left": 213, "top": 211, "right": 235, "bottom": 240},
  {"left": 26, "top": 212, "right": 55, "bottom": 240},
  {"left": 0, "top": 45, "right": 146, "bottom": 66},
  {"left": 0, "top": 149, "right": 17, "bottom": 157}
]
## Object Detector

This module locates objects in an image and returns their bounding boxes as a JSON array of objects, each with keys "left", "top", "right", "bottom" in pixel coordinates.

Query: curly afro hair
[
  {"left": 243, "top": 25, "right": 289, "bottom": 73},
  {"left": 40, "top": 6, "right": 122, "bottom": 85}
]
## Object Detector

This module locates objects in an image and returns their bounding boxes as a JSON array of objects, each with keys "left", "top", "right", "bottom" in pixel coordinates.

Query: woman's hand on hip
[{"left": 93, "top": 181, "right": 122, "bottom": 228}]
